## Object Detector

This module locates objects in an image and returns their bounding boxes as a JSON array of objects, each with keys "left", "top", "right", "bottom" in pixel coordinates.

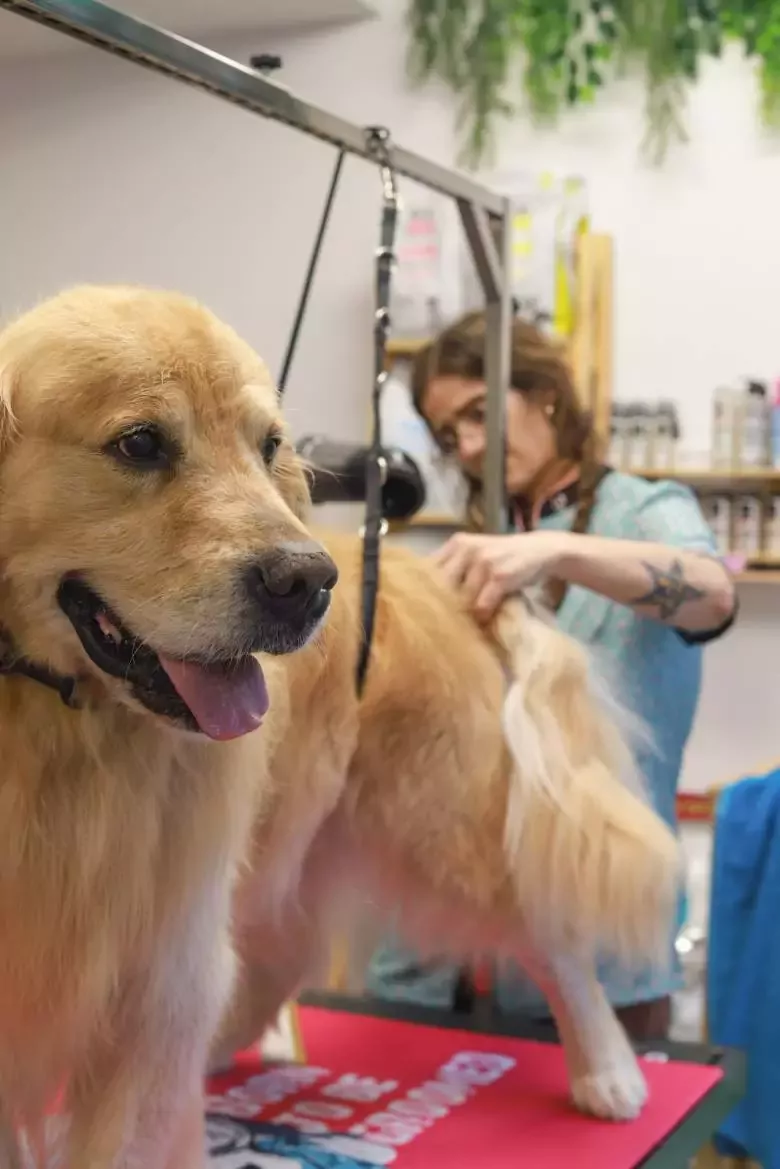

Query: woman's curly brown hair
[{"left": 409, "top": 310, "right": 603, "bottom": 612}]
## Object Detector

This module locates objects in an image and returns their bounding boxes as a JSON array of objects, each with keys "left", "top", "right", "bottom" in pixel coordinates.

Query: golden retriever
[
  {"left": 0, "top": 285, "right": 679, "bottom": 1166},
  {"left": 0, "top": 285, "right": 337, "bottom": 1167}
]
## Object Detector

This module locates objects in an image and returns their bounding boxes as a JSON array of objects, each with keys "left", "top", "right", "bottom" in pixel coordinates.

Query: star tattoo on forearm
[{"left": 631, "top": 559, "right": 705, "bottom": 620}]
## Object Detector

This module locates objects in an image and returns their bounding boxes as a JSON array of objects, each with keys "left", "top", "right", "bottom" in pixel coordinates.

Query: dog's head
[{"left": 0, "top": 285, "right": 337, "bottom": 740}]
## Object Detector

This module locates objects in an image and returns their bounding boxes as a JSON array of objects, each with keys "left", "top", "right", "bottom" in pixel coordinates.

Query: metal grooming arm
[{"left": 1, "top": 0, "right": 513, "bottom": 531}]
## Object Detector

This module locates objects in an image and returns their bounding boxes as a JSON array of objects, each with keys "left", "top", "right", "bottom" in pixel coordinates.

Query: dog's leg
[
  {"left": 208, "top": 941, "right": 312, "bottom": 1076},
  {"left": 64, "top": 935, "right": 235, "bottom": 1169},
  {"left": 162, "top": 1091, "right": 207, "bottom": 1169},
  {"left": 66, "top": 1061, "right": 207, "bottom": 1169},
  {"left": 209, "top": 816, "right": 349, "bottom": 1074},
  {"left": 535, "top": 953, "right": 648, "bottom": 1121},
  {"left": 65, "top": 1000, "right": 218, "bottom": 1169},
  {"left": 0, "top": 1104, "right": 22, "bottom": 1169},
  {"left": 208, "top": 873, "right": 327, "bottom": 1075}
]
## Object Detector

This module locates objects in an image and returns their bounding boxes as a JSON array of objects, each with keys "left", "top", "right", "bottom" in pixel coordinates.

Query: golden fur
[
  {"left": 213, "top": 535, "right": 681, "bottom": 1125},
  {"left": 0, "top": 285, "right": 680, "bottom": 1166},
  {"left": 0, "top": 286, "right": 315, "bottom": 1167}
]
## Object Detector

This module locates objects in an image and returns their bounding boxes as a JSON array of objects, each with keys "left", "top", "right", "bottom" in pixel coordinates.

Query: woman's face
[{"left": 421, "top": 375, "right": 557, "bottom": 496}]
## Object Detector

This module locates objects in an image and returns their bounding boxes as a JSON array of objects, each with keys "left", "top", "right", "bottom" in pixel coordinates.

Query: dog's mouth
[{"left": 56, "top": 577, "right": 269, "bottom": 741}]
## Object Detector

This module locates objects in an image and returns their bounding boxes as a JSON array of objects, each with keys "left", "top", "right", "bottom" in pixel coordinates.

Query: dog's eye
[
  {"left": 109, "top": 426, "right": 171, "bottom": 470},
  {"left": 261, "top": 432, "right": 283, "bottom": 466}
]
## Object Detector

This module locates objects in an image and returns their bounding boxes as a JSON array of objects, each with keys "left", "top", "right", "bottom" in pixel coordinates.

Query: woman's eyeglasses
[{"left": 433, "top": 399, "right": 487, "bottom": 454}]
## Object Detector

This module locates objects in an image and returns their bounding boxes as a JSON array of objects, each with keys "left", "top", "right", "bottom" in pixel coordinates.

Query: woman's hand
[
  {"left": 431, "top": 525, "right": 737, "bottom": 635},
  {"left": 430, "top": 530, "right": 568, "bottom": 622}
]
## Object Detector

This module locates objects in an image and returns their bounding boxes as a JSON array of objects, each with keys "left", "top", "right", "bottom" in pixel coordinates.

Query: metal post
[
  {"left": 457, "top": 202, "right": 500, "bottom": 303},
  {"left": 459, "top": 197, "right": 513, "bottom": 534},
  {"left": 482, "top": 200, "right": 513, "bottom": 534}
]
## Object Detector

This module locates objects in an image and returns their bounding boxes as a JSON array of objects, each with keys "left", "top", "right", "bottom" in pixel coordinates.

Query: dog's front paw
[{"left": 571, "top": 1054, "right": 648, "bottom": 1121}]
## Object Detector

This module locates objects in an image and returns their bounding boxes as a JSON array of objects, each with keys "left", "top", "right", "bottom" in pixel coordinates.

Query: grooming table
[{"left": 205, "top": 992, "right": 744, "bottom": 1168}]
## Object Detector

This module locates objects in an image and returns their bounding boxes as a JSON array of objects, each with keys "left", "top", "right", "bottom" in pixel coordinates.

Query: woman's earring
[{"left": 544, "top": 404, "right": 555, "bottom": 417}]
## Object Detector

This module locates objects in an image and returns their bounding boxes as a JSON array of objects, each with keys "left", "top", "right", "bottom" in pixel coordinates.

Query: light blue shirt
[{"left": 367, "top": 471, "right": 720, "bottom": 1015}]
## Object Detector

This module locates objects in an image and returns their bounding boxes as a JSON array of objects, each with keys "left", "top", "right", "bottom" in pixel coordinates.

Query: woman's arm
[
  {"left": 431, "top": 529, "right": 736, "bottom": 633},
  {"left": 554, "top": 533, "right": 736, "bottom": 633}
]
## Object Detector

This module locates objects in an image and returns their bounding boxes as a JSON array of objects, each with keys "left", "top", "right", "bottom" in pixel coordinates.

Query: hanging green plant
[{"left": 405, "top": 0, "right": 780, "bottom": 168}]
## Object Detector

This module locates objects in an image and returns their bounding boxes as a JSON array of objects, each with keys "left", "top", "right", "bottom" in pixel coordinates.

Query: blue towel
[{"left": 708, "top": 766, "right": 780, "bottom": 1167}]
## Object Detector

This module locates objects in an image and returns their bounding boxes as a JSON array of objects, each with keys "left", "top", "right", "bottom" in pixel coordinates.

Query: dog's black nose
[{"left": 247, "top": 541, "right": 338, "bottom": 623}]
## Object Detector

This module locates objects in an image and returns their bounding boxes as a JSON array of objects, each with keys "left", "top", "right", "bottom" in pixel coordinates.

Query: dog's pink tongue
[{"left": 157, "top": 655, "right": 269, "bottom": 741}]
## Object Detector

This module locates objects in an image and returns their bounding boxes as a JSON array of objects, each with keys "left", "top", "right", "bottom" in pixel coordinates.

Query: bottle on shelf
[
  {"left": 771, "top": 379, "right": 780, "bottom": 470},
  {"left": 739, "top": 380, "right": 769, "bottom": 468},
  {"left": 626, "top": 404, "right": 650, "bottom": 472},
  {"left": 652, "top": 400, "right": 678, "bottom": 471},
  {"left": 619, "top": 404, "right": 636, "bottom": 470},
  {"left": 610, "top": 397, "right": 683, "bottom": 474},
  {"left": 711, "top": 386, "right": 737, "bottom": 469},
  {"left": 733, "top": 495, "right": 762, "bottom": 558},
  {"left": 644, "top": 404, "right": 659, "bottom": 470},
  {"left": 608, "top": 404, "right": 626, "bottom": 470},
  {"left": 702, "top": 495, "right": 732, "bottom": 557},
  {"left": 766, "top": 496, "right": 780, "bottom": 559},
  {"left": 670, "top": 402, "right": 681, "bottom": 469}
]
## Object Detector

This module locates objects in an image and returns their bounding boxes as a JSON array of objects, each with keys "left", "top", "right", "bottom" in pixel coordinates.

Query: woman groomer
[{"left": 366, "top": 310, "right": 737, "bottom": 1040}]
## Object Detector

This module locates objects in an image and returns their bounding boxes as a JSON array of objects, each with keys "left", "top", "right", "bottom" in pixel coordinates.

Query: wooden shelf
[
  {"left": 741, "top": 553, "right": 780, "bottom": 565},
  {"left": 388, "top": 512, "right": 464, "bottom": 533},
  {"left": 386, "top": 337, "right": 430, "bottom": 361},
  {"left": 635, "top": 467, "right": 780, "bottom": 486},
  {"left": 736, "top": 569, "right": 780, "bottom": 583}
]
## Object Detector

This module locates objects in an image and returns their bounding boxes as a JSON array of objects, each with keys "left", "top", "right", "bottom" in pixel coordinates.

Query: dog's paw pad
[{"left": 571, "top": 1060, "right": 648, "bottom": 1121}]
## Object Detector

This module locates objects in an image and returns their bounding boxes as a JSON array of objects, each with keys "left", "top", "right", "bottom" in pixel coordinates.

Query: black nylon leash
[
  {"left": 277, "top": 127, "right": 399, "bottom": 697},
  {"left": 355, "top": 127, "right": 399, "bottom": 696}
]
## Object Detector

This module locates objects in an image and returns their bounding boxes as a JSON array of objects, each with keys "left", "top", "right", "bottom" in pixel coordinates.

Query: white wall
[{"left": 1, "top": 0, "right": 778, "bottom": 792}]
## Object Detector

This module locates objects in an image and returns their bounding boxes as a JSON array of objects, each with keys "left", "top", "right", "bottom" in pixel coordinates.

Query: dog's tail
[{"left": 492, "top": 597, "right": 681, "bottom": 972}]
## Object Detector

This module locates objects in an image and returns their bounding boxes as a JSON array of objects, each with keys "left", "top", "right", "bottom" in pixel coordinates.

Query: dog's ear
[{"left": 275, "top": 444, "right": 312, "bottom": 522}]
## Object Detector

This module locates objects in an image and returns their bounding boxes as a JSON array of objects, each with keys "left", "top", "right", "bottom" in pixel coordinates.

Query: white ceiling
[{"left": 0, "top": 0, "right": 377, "bottom": 58}]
